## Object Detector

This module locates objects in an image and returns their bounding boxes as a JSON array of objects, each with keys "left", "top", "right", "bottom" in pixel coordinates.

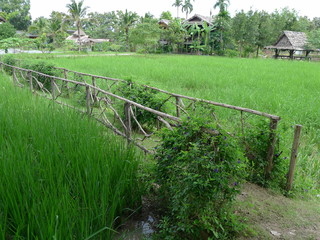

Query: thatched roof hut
[
  {"left": 158, "top": 19, "right": 171, "bottom": 28},
  {"left": 184, "top": 14, "right": 213, "bottom": 26},
  {"left": 0, "top": 16, "right": 6, "bottom": 23},
  {"left": 265, "top": 31, "right": 317, "bottom": 59},
  {"left": 66, "top": 29, "right": 109, "bottom": 45}
]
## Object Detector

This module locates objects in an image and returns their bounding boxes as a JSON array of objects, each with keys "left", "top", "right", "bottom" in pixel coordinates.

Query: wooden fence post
[
  {"left": 265, "top": 118, "right": 279, "bottom": 178},
  {"left": 286, "top": 125, "right": 302, "bottom": 191},
  {"left": 28, "top": 71, "right": 33, "bottom": 92},
  {"left": 86, "top": 85, "right": 91, "bottom": 115},
  {"left": 63, "top": 69, "right": 70, "bottom": 97},
  {"left": 176, "top": 96, "right": 181, "bottom": 117},
  {"left": 124, "top": 102, "right": 132, "bottom": 139},
  {"left": 12, "top": 68, "right": 16, "bottom": 85},
  {"left": 92, "top": 76, "right": 97, "bottom": 102},
  {"left": 51, "top": 79, "right": 56, "bottom": 100}
]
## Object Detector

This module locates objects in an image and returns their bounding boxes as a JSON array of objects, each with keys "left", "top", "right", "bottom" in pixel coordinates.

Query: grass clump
[{"left": 0, "top": 75, "right": 142, "bottom": 239}]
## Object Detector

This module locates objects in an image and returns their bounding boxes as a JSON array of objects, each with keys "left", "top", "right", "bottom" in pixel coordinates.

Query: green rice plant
[{"left": 0, "top": 74, "right": 142, "bottom": 239}]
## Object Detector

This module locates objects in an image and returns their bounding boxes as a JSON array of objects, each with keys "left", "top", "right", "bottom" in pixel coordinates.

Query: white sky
[{"left": 30, "top": 0, "right": 320, "bottom": 20}]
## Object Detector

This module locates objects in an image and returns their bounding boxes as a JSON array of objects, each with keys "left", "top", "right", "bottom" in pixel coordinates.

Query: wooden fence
[{"left": 0, "top": 62, "right": 282, "bottom": 177}]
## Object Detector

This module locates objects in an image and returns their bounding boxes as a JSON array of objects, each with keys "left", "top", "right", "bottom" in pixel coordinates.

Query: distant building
[
  {"left": 265, "top": 31, "right": 318, "bottom": 59},
  {"left": 66, "top": 29, "right": 110, "bottom": 45},
  {"left": 184, "top": 14, "right": 213, "bottom": 27}
]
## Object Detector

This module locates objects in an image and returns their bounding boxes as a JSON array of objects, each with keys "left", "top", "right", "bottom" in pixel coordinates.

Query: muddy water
[{"left": 116, "top": 214, "right": 156, "bottom": 240}]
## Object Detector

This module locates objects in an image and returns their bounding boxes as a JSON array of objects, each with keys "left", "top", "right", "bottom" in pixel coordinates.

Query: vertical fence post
[
  {"left": 63, "top": 69, "right": 70, "bottom": 97},
  {"left": 12, "top": 68, "right": 16, "bottom": 85},
  {"left": 0, "top": 62, "right": 2, "bottom": 72},
  {"left": 28, "top": 71, "right": 33, "bottom": 93},
  {"left": 286, "top": 125, "right": 302, "bottom": 191},
  {"left": 124, "top": 102, "right": 132, "bottom": 139},
  {"left": 265, "top": 118, "right": 280, "bottom": 178},
  {"left": 51, "top": 78, "right": 56, "bottom": 100},
  {"left": 86, "top": 85, "right": 91, "bottom": 115},
  {"left": 92, "top": 76, "right": 97, "bottom": 102},
  {"left": 176, "top": 96, "right": 181, "bottom": 117}
]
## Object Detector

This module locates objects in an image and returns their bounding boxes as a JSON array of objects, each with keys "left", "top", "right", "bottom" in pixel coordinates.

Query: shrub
[
  {"left": 22, "top": 61, "right": 59, "bottom": 91},
  {"left": 241, "top": 119, "right": 285, "bottom": 188},
  {"left": 2, "top": 55, "right": 17, "bottom": 74},
  {"left": 155, "top": 117, "right": 247, "bottom": 239},
  {"left": 116, "top": 79, "right": 167, "bottom": 128}
]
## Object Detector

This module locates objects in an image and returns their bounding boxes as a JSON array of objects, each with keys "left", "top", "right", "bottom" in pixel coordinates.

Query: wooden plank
[{"left": 286, "top": 125, "right": 302, "bottom": 191}]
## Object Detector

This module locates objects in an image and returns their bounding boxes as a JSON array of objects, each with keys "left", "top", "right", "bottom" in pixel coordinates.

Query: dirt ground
[{"left": 236, "top": 183, "right": 320, "bottom": 240}]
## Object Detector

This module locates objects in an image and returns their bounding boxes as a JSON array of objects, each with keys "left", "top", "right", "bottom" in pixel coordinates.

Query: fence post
[
  {"left": 286, "top": 124, "right": 302, "bottom": 191},
  {"left": 51, "top": 79, "right": 56, "bottom": 100},
  {"left": 28, "top": 71, "right": 33, "bottom": 92},
  {"left": 12, "top": 68, "right": 16, "bottom": 85},
  {"left": 265, "top": 118, "right": 279, "bottom": 178},
  {"left": 86, "top": 85, "right": 91, "bottom": 115},
  {"left": 176, "top": 96, "right": 181, "bottom": 117},
  {"left": 63, "top": 69, "right": 70, "bottom": 97},
  {"left": 124, "top": 102, "right": 132, "bottom": 139},
  {"left": 92, "top": 76, "right": 97, "bottom": 102},
  {"left": 0, "top": 62, "right": 2, "bottom": 72}
]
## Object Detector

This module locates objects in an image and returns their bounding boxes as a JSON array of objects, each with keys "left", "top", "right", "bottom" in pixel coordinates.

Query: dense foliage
[
  {"left": 116, "top": 79, "right": 167, "bottom": 127},
  {"left": 0, "top": 0, "right": 31, "bottom": 30},
  {"left": 0, "top": 22, "right": 16, "bottom": 40},
  {"left": 155, "top": 118, "right": 247, "bottom": 239}
]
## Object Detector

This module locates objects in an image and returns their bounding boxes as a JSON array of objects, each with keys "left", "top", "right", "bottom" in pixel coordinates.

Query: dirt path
[{"left": 236, "top": 183, "right": 320, "bottom": 239}]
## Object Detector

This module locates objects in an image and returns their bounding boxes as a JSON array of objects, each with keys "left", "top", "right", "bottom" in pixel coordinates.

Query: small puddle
[{"left": 116, "top": 214, "right": 156, "bottom": 240}]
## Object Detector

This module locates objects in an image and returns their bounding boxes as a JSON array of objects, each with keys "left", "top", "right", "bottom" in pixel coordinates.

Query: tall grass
[
  {"left": 42, "top": 54, "right": 320, "bottom": 192},
  {"left": 0, "top": 74, "right": 142, "bottom": 239}
]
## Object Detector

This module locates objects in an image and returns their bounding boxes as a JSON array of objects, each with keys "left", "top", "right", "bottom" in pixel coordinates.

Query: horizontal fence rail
[{"left": 1, "top": 61, "right": 281, "bottom": 176}]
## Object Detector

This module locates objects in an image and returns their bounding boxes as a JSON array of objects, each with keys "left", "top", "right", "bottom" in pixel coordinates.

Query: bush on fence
[
  {"left": 21, "top": 61, "right": 59, "bottom": 91},
  {"left": 241, "top": 119, "right": 286, "bottom": 189},
  {"left": 2, "top": 55, "right": 17, "bottom": 75},
  {"left": 116, "top": 79, "right": 168, "bottom": 129},
  {"left": 154, "top": 117, "right": 247, "bottom": 239}
]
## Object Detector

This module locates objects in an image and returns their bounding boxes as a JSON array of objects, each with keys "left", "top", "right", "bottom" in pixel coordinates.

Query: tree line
[{"left": 1, "top": 0, "right": 320, "bottom": 56}]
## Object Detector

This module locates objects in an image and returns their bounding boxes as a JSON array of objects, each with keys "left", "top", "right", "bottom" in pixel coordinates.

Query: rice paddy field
[
  {"left": 39, "top": 54, "right": 320, "bottom": 193},
  {"left": 0, "top": 74, "right": 142, "bottom": 239}
]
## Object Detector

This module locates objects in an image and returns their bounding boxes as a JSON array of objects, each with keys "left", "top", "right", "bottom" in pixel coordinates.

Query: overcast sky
[{"left": 30, "top": 0, "right": 320, "bottom": 20}]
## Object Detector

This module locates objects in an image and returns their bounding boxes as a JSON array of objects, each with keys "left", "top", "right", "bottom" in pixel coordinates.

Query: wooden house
[{"left": 265, "top": 31, "right": 317, "bottom": 59}]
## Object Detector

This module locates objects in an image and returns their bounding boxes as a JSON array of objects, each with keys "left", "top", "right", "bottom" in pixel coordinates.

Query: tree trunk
[
  {"left": 256, "top": 46, "right": 259, "bottom": 58},
  {"left": 125, "top": 27, "right": 129, "bottom": 52},
  {"left": 77, "top": 23, "right": 81, "bottom": 53}
]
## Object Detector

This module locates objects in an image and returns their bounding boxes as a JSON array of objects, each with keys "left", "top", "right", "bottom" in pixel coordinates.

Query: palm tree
[
  {"left": 66, "top": 0, "right": 89, "bottom": 51},
  {"left": 182, "top": 0, "right": 194, "bottom": 19},
  {"left": 213, "top": 0, "right": 230, "bottom": 51},
  {"left": 214, "top": 0, "right": 230, "bottom": 14},
  {"left": 172, "top": 0, "right": 182, "bottom": 18},
  {"left": 119, "top": 9, "right": 138, "bottom": 51}
]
